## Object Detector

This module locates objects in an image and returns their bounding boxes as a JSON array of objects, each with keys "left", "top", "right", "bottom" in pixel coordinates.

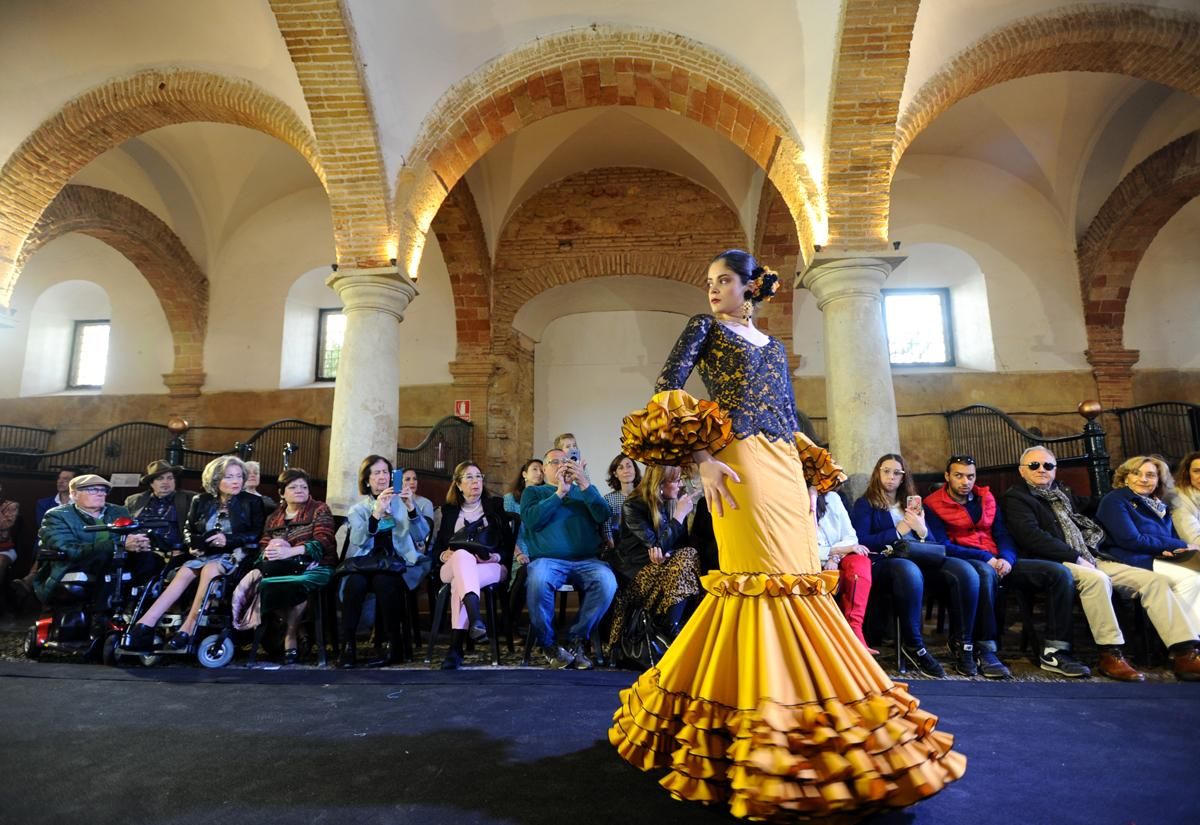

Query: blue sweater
[
  {"left": 1095, "top": 487, "right": 1187, "bottom": 569},
  {"left": 520, "top": 483, "right": 610, "bottom": 561}
]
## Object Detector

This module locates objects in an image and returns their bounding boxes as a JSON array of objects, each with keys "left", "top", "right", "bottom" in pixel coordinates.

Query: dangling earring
[{"left": 742, "top": 300, "right": 753, "bottom": 323}]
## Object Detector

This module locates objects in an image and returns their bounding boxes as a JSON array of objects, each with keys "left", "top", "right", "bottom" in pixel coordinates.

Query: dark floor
[{"left": 1, "top": 660, "right": 1196, "bottom": 825}]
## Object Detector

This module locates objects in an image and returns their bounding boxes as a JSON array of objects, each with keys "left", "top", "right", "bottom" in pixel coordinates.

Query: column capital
[
  {"left": 448, "top": 358, "right": 496, "bottom": 388},
  {"left": 326, "top": 266, "right": 418, "bottom": 322},
  {"left": 162, "top": 369, "right": 205, "bottom": 398},
  {"left": 799, "top": 255, "right": 906, "bottom": 309}
]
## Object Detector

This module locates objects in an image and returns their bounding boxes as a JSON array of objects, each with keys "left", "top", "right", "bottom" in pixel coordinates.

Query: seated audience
[
  {"left": 814, "top": 487, "right": 874, "bottom": 653},
  {"left": 125, "top": 455, "right": 265, "bottom": 652},
  {"left": 36, "top": 468, "right": 75, "bottom": 524},
  {"left": 431, "top": 461, "right": 512, "bottom": 670},
  {"left": 851, "top": 453, "right": 982, "bottom": 679},
  {"left": 503, "top": 459, "right": 543, "bottom": 572},
  {"left": 0, "top": 481, "right": 18, "bottom": 607},
  {"left": 244, "top": 460, "right": 278, "bottom": 517},
  {"left": 601, "top": 454, "right": 641, "bottom": 549},
  {"left": 925, "top": 455, "right": 1087, "bottom": 678},
  {"left": 35, "top": 474, "right": 150, "bottom": 606},
  {"left": 124, "top": 459, "right": 196, "bottom": 584},
  {"left": 1172, "top": 451, "right": 1200, "bottom": 546},
  {"left": 1096, "top": 455, "right": 1200, "bottom": 668},
  {"left": 521, "top": 446, "right": 617, "bottom": 669},
  {"left": 340, "top": 454, "right": 430, "bottom": 668},
  {"left": 399, "top": 468, "right": 435, "bottom": 553},
  {"left": 9, "top": 469, "right": 76, "bottom": 609},
  {"left": 247, "top": 468, "right": 336, "bottom": 664},
  {"left": 607, "top": 464, "right": 700, "bottom": 650},
  {"left": 1003, "top": 446, "right": 1199, "bottom": 682}
]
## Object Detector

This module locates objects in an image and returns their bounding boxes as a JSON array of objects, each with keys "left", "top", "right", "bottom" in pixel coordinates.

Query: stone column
[
  {"left": 325, "top": 267, "right": 418, "bottom": 515},
  {"left": 800, "top": 256, "right": 903, "bottom": 495}
]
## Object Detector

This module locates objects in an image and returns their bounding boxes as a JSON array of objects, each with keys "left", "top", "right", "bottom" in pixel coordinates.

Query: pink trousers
[{"left": 439, "top": 549, "right": 507, "bottom": 630}]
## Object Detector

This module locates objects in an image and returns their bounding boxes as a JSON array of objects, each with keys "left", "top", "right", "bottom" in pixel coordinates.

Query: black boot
[
  {"left": 441, "top": 630, "right": 466, "bottom": 670},
  {"left": 339, "top": 642, "right": 357, "bottom": 669},
  {"left": 124, "top": 622, "right": 156, "bottom": 652},
  {"left": 367, "top": 641, "right": 402, "bottom": 668}
]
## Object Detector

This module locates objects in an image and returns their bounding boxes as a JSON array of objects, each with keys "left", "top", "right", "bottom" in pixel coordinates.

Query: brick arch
[
  {"left": 394, "top": 26, "right": 820, "bottom": 280},
  {"left": 430, "top": 180, "right": 492, "bottom": 355},
  {"left": 894, "top": 5, "right": 1200, "bottom": 173},
  {"left": 0, "top": 68, "right": 325, "bottom": 307},
  {"left": 1077, "top": 131, "right": 1200, "bottom": 407},
  {"left": 489, "top": 166, "right": 746, "bottom": 346},
  {"left": 19, "top": 185, "right": 209, "bottom": 391}
]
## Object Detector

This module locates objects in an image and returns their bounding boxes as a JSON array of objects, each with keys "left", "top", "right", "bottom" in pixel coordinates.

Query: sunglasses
[
  {"left": 948, "top": 454, "right": 976, "bottom": 466},
  {"left": 1025, "top": 461, "right": 1056, "bottom": 471}
]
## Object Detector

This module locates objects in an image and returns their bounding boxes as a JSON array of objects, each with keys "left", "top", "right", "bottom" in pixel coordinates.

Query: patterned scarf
[
  {"left": 1028, "top": 483, "right": 1104, "bottom": 564},
  {"left": 1136, "top": 493, "right": 1168, "bottom": 520}
]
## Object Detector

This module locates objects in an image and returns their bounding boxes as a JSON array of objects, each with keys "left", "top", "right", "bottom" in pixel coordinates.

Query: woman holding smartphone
[
  {"left": 340, "top": 455, "right": 430, "bottom": 668},
  {"left": 850, "top": 453, "right": 981, "bottom": 678},
  {"left": 608, "top": 464, "right": 701, "bottom": 649}
]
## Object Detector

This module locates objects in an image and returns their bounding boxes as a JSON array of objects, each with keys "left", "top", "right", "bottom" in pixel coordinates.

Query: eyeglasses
[
  {"left": 77, "top": 487, "right": 109, "bottom": 495},
  {"left": 880, "top": 469, "right": 906, "bottom": 477},
  {"left": 460, "top": 473, "right": 485, "bottom": 482},
  {"left": 546, "top": 459, "right": 566, "bottom": 466},
  {"left": 1025, "top": 461, "right": 1056, "bottom": 471}
]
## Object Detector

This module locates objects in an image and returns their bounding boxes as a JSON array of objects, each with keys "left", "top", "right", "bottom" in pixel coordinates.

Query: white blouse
[{"left": 815, "top": 492, "right": 859, "bottom": 562}]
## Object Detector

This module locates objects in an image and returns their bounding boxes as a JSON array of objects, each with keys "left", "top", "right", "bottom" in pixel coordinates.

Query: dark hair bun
[{"left": 748, "top": 265, "right": 781, "bottom": 303}]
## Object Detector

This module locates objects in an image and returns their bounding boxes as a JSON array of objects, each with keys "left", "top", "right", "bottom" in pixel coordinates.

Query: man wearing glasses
[
  {"left": 924, "top": 454, "right": 1088, "bottom": 678},
  {"left": 33, "top": 474, "right": 150, "bottom": 607},
  {"left": 520, "top": 447, "right": 616, "bottom": 669},
  {"left": 1001, "top": 446, "right": 1200, "bottom": 682}
]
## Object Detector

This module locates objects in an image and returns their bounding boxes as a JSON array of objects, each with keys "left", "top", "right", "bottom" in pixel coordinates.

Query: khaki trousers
[{"left": 1066, "top": 559, "right": 1198, "bottom": 648}]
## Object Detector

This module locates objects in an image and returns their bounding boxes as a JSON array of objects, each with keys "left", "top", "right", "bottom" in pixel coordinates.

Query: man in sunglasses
[
  {"left": 1001, "top": 446, "right": 1200, "bottom": 682},
  {"left": 924, "top": 454, "right": 1088, "bottom": 678}
]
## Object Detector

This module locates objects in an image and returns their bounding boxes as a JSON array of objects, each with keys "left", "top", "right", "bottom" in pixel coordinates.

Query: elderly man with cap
[{"left": 33, "top": 474, "right": 150, "bottom": 607}]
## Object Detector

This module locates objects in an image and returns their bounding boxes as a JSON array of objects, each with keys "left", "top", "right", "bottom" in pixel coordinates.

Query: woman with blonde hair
[
  {"left": 126, "top": 454, "right": 265, "bottom": 652},
  {"left": 1097, "top": 455, "right": 1200, "bottom": 665},
  {"left": 608, "top": 463, "right": 700, "bottom": 648}
]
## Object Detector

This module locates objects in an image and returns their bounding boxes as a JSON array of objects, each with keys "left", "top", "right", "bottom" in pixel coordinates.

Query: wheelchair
[
  {"left": 24, "top": 517, "right": 169, "bottom": 665},
  {"left": 112, "top": 551, "right": 247, "bottom": 669}
]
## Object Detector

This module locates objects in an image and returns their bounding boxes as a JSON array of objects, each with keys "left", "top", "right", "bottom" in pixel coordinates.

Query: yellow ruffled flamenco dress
[{"left": 609, "top": 383, "right": 965, "bottom": 821}]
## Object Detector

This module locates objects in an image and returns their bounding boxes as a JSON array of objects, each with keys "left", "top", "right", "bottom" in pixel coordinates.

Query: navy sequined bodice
[{"left": 656, "top": 314, "right": 801, "bottom": 442}]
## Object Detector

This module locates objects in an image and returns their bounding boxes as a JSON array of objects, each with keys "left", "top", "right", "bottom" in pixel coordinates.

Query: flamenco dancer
[{"left": 610, "top": 250, "right": 965, "bottom": 820}]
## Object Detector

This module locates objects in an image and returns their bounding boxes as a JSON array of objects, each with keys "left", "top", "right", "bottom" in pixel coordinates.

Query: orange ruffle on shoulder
[
  {"left": 609, "top": 567, "right": 966, "bottom": 821},
  {"left": 621, "top": 390, "right": 734, "bottom": 466},
  {"left": 794, "top": 433, "right": 847, "bottom": 495}
]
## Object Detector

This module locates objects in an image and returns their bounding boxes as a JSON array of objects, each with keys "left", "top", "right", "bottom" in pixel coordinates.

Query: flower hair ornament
[{"left": 744, "top": 265, "right": 781, "bottom": 303}]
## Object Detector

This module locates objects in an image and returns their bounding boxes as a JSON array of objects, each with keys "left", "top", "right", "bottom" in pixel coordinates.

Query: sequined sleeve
[{"left": 655, "top": 314, "right": 714, "bottom": 391}]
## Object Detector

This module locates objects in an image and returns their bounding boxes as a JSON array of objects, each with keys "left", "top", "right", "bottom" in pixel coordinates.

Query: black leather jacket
[{"left": 184, "top": 491, "right": 265, "bottom": 556}]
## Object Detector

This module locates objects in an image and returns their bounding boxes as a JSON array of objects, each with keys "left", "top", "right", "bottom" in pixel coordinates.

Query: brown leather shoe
[
  {"left": 1098, "top": 649, "right": 1145, "bottom": 682},
  {"left": 1172, "top": 648, "right": 1200, "bottom": 682}
]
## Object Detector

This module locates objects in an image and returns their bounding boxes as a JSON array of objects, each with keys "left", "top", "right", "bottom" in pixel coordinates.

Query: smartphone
[
  {"left": 566, "top": 447, "right": 581, "bottom": 463},
  {"left": 392, "top": 468, "right": 405, "bottom": 495},
  {"left": 906, "top": 495, "right": 923, "bottom": 511}
]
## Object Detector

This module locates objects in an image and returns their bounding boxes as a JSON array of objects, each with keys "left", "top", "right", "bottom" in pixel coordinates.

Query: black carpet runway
[{"left": 0, "top": 661, "right": 1195, "bottom": 825}]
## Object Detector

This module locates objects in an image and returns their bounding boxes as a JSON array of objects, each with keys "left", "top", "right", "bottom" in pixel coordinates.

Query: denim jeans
[
  {"left": 871, "top": 555, "right": 979, "bottom": 648},
  {"left": 525, "top": 556, "right": 617, "bottom": 649}
]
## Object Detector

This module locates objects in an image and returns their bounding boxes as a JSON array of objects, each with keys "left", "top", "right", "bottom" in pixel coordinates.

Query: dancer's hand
[{"left": 694, "top": 451, "right": 739, "bottom": 517}]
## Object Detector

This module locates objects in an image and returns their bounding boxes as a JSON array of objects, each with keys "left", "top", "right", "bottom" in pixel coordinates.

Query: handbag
[
  {"left": 448, "top": 515, "right": 499, "bottom": 560},
  {"left": 884, "top": 538, "right": 946, "bottom": 564}
]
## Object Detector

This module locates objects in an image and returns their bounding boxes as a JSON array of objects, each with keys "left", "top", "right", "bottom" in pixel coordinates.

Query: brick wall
[
  {"left": 269, "top": 0, "right": 393, "bottom": 268},
  {"left": 430, "top": 180, "right": 492, "bottom": 354},
  {"left": 825, "top": 0, "right": 921, "bottom": 247},
  {"left": 0, "top": 68, "right": 323, "bottom": 308},
  {"left": 18, "top": 185, "right": 208, "bottom": 391}
]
